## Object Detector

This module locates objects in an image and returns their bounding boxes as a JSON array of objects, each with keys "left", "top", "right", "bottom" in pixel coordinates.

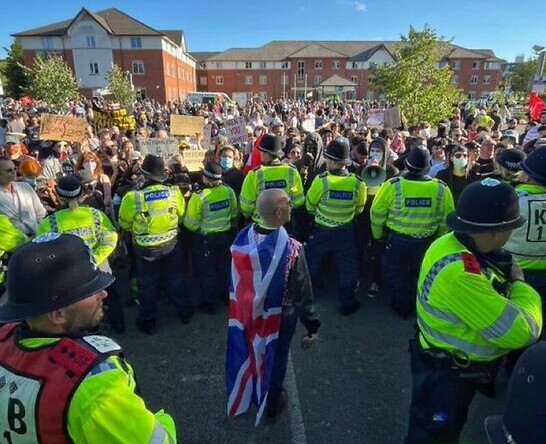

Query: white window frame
[
  {"left": 245, "top": 75, "right": 253, "bottom": 85},
  {"left": 452, "top": 60, "right": 461, "bottom": 70},
  {"left": 42, "top": 37, "right": 54, "bottom": 50},
  {"left": 470, "top": 75, "right": 478, "bottom": 84},
  {"left": 89, "top": 62, "right": 99, "bottom": 75},
  {"left": 297, "top": 61, "right": 305, "bottom": 82},
  {"left": 483, "top": 75, "right": 491, "bottom": 84},
  {"left": 452, "top": 74, "right": 459, "bottom": 85},
  {"left": 468, "top": 91, "right": 476, "bottom": 100},
  {"left": 314, "top": 75, "right": 322, "bottom": 85},
  {"left": 315, "top": 60, "right": 323, "bottom": 70},
  {"left": 259, "top": 61, "right": 266, "bottom": 69},
  {"left": 281, "top": 61, "right": 289, "bottom": 69},
  {"left": 130, "top": 36, "right": 142, "bottom": 48},
  {"left": 259, "top": 75, "right": 267, "bottom": 85},
  {"left": 215, "top": 61, "right": 223, "bottom": 69},
  {"left": 472, "top": 61, "right": 480, "bottom": 70},
  {"left": 86, "top": 36, "right": 96, "bottom": 48},
  {"left": 132, "top": 61, "right": 145, "bottom": 75},
  {"left": 332, "top": 60, "right": 340, "bottom": 70},
  {"left": 245, "top": 61, "right": 252, "bottom": 69},
  {"left": 352, "top": 61, "right": 358, "bottom": 69},
  {"left": 215, "top": 76, "right": 224, "bottom": 85}
]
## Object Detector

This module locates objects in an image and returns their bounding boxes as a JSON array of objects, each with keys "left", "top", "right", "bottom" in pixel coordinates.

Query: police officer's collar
[
  {"left": 403, "top": 172, "right": 431, "bottom": 181},
  {"left": 328, "top": 168, "right": 349, "bottom": 176},
  {"left": 15, "top": 321, "right": 90, "bottom": 341}
]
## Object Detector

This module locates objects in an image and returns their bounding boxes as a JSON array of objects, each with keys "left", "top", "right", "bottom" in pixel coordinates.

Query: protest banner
[
  {"left": 224, "top": 117, "right": 248, "bottom": 145},
  {"left": 138, "top": 138, "right": 179, "bottom": 160},
  {"left": 301, "top": 118, "right": 316, "bottom": 132},
  {"left": 366, "top": 109, "right": 384, "bottom": 127},
  {"left": 40, "top": 114, "right": 87, "bottom": 143},
  {"left": 94, "top": 108, "right": 136, "bottom": 131},
  {"left": 170, "top": 115, "right": 204, "bottom": 135},
  {"left": 201, "top": 124, "right": 212, "bottom": 150},
  {"left": 383, "top": 107, "right": 402, "bottom": 129},
  {"left": 181, "top": 149, "right": 207, "bottom": 171}
]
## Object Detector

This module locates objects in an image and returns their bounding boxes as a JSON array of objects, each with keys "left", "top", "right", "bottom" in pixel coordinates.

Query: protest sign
[
  {"left": 301, "top": 118, "right": 316, "bottom": 132},
  {"left": 40, "top": 114, "right": 87, "bottom": 143},
  {"left": 94, "top": 108, "right": 136, "bottom": 131},
  {"left": 138, "top": 138, "right": 179, "bottom": 160},
  {"left": 170, "top": 115, "right": 204, "bottom": 135},
  {"left": 383, "top": 107, "right": 401, "bottom": 129},
  {"left": 181, "top": 149, "right": 207, "bottom": 171},
  {"left": 224, "top": 117, "right": 248, "bottom": 145},
  {"left": 201, "top": 124, "right": 212, "bottom": 150},
  {"left": 366, "top": 109, "right": 384, "bottom": 127}
]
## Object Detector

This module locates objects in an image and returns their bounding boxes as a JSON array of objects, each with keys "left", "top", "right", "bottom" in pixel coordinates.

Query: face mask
[
  {"left": 220, "top": 157, "right": 233, "bottom": 170},
  {"left": 420, "top": 129, "right": 431, "bottom": 138},
  {"left": 83, "top": 161, "right": 97, "bottom": 173},
  {"left": 452, "top": 157, "right": 467, "bottom": 169},
  {"left": 370, "top": 151, "right": 382, "bottom": 162}
]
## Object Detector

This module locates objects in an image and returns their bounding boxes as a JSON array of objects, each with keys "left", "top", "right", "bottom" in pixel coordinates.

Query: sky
[{"left": 1, "top": 0, "right": 545, "bottom": 62}]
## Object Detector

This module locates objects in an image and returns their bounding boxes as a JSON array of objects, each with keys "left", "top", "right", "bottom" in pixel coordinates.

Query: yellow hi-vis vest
[
  {"left": 305, "top": 171, "right": 367, "bottom": 228},
  {"left": 119, "top": 184, "right": 185, "bottom": 247},
  {"left": 239, "top": 163, "right": 305, "bottom": 220},
  {"left": 504, "top": 183, "right": 546, "bottom": 270},
  {"left": 183, "top": 184, "right": 238, "bottom": 234},
  {"left": 370, "top": 176, "right": 454, "bottom": 240},
  {"left": 417, "top": 233, "right": 542, "bottom": 362},
  {"left": 0, "top": 215, "right": 27, "bottom": 284}
]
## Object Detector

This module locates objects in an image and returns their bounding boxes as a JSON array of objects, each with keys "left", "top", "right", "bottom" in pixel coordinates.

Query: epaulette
[
  {"left": 252, "top": 165, "right": 261, "bottom": 172},
  {"left": 318, "top": 171, "right": 328, "bottom": 178},
  {"left": 195, "top": 188, "right": 204, "bottom": 195},
  {"left": 461, "top": 252, "right": 481, "bottom": 274},
  {"left": 436, "top": 178, "right": 448, "bottom": 187},
  {"left": 288, "top": 163, "right": 297, "bottom": 169},
  {"left": 81, "top": 335, "right": 122, "bottom": 354},
  {"left": 389, "top": 176, "right": 401, "bottom": 184}
]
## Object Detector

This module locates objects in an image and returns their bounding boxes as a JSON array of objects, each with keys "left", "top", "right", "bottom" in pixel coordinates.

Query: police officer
[
  {"left": 371, "top": 147, "right": 455, "bottom": 318},
  {"left": 119, "top": 154, "right": 190, "bottom": 334},
  {"left": 406, "top": 178, "right": 542, "bottom": 444},
  {"left": 504, "top": 147, "right": 546, "bottom": 323},
  {"left": 0, "top": 234, "right": 176, "bottom": 443},
  {"left": 184, "top": 162, "right": 238, "bottom": 314},
  {"left": 36, "top": 175, "right": 123, "bottom": 332},
  {"left": 0, "top": 215, "right": 27, "bottom": 294},
  {"left": 239, "top": 134, "right": 305, "bottom": 224},
  {"left": 305, "top": 138, "right": 367, "bottom": 315}
]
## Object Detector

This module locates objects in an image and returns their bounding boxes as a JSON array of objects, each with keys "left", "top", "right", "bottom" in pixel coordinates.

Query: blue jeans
[
  {"left": 306, "top": 223, "right": 359, "bottom": 308},
  {"left": 135, "top": 239, "right": 191, "bottom": 321},
  {"left": 382, "top": 233, "right": 433, "bottom": 317}
]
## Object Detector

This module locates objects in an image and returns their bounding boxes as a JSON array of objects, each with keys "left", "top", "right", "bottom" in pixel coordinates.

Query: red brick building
[
  {"left": 192, "top": 41, "right": 504, "bottom": 103},
  {"left": 13, "top": 8, "right": 196, "bottom": 103}
]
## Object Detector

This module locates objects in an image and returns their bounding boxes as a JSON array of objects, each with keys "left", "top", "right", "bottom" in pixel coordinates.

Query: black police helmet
[
  {"left": 140, "top": 154, "right": 168, "bottom": 182},
  {"left": 257, "top": 134, "right": 284, "bottom": 158},
  {"left": 202, "top": 162, "right": 223, "bottom": 180},
  {"left": 324, "top": 138, "right": 350, "bottom": 163},
  {"left": 405, "top": 146, "right": 431, "bottom": 175},
  {"left": 521, "top": 146, "right": 546, "bottom": 185}
]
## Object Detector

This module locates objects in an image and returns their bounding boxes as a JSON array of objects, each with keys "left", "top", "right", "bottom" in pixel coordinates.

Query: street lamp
[{"left": 532, "top": 45, "right": 545, "bottom": 81}]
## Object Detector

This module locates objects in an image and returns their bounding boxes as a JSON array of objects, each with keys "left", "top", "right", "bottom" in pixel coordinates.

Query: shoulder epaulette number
[
  {"left": 82, "top": 335, "right": 122, "bottom": 354},
  {"left": 318, "top": 171, "right": 328, "bottom": 178},
  {"left": 461, "top": 252, "right": 481, "bottom": 274}
]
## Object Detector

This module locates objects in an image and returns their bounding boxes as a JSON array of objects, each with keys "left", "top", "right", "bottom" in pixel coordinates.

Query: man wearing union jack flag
[{"left": 227, "top": 188, "right": 320, "bottom": 424}]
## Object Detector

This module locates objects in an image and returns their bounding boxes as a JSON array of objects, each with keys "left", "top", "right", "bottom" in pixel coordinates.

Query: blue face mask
[{"left": 220, "top": 156, "right": 233, "bottom": 170}]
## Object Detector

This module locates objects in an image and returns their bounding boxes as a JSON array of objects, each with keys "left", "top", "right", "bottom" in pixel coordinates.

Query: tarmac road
[{"left": 114, "top": 279, "right": 505, "bottom": 444}]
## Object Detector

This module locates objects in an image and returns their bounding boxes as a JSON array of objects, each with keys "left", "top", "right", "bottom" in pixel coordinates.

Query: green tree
[
  {"left": 372, "top": 25, "right": 461, "bottom": 126},
  {"left": 510, "top": 59, "right": 539, "bottom": 94},
  {"left": 28, "top": 54, "right": 79, "bottom": 109},
  {"left": 0, "top": 40, "right": 31, "bottom": 98},
  {"left": 106, "top": 64, "right": 135, "bottom": 109}
]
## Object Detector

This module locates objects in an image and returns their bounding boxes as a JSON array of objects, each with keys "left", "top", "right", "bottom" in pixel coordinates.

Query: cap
[
  {"left": 405, "top": 147, "right": 431, "bottom": 175},
  {"left": 258, "top": 134, "right": 284, "bottom": 158},
  {"left": 521, "top": 146, "right": 546, "bottom": 185},
  {"left": 140, "top": 154, "right": 168, "bottom": 182},
  {"left": 202, "top": 162, "right": 223, "bottom": 180},
  {"left": 56, "top": 175, "right": 82, "bottom": 199},
  {"left": 495, "top": 148, "right": 525, "bottom": 172},
  {"left": 446, "top": 178, "right": 526, "bottom": 233},
  {"left": 0, "top": 233, "right": 115, "bottom": 322}
]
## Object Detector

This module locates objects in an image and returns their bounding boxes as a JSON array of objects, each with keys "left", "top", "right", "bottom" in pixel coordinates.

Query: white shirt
[{"left": 0, "top": 182, "right": 46, "bottom": 236}]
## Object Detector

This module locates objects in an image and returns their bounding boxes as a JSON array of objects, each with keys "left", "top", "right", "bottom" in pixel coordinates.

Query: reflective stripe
[
  {"left": 478, "top": 304, "right": 520, "bottom": 340},
  {"left": 50, "top": 213, "right": 60, "bottom": 233},
  {"left": 135, "top": 229, "right": 178, "bottom": 247},
  {"left": 91, "top": 208, "right": 101, "bottom": 234},
  {"left": 85, "top": 359, "right": 118, "bottom": 379},
  {"left": 134, "top": 191, "right": 143, "bottom": 213},
  {"left": 256, "top": 169, "right": 265, "bottom": 195},
  {"left": 520, "top": 309, "right": 542, "bottom": 344},
  {"left": 419, "top": 253, "right": 461, "bottom": 301},
  {"left": 435, "top": 182, "right": 446, "bottom": 219},
  {"left": 148, "top": 421, "right": 173, "bottom": 444}
]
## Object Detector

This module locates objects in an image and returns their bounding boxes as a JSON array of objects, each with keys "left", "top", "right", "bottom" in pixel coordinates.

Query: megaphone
[{"left": 361, "top": 164, "right": 386, "bottom": 187}]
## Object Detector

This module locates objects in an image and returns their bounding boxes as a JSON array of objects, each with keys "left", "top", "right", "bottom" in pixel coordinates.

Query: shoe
[
  {"left": 136, "top": 318, "right": 157, "bottom": 335},
  {"left": 199, "top": 302, "right": 217, "bottom": 315},
  {"left": 266, "top": 389, "right": 288, "bottom": 423},
  {"left": 340, "top": 299, "right": 361, "bottom": 316},
  {"left": 367, "top": 282, "right": 379, "bottom": 298},
  {"left": 178, "top": 309, "right": 194, "bottom": 324}
]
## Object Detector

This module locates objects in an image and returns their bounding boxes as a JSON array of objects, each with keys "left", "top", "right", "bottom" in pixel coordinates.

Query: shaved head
[{"left": 257, "top": 189, "right": 291, "bottom": 227}]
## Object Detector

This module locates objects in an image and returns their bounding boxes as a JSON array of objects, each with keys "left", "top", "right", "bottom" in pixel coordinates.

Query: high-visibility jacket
[
  {"left": 239, "top": 163, "right": 305, "bottom": 220},
  {"left": 36, "top": 206, "right": 118, "bottom": 266},
  {"left": 0, "top": 323, "right": 176, "bottom": 444},
  {"left": 370, "top": 176, "right": 454, "bottom": 240},
  {"left": 416, "top": 233, "right": 542, "bottom": 362},
  {"left": 0, "top": 215, "right": 28, "bottom": 284},
  {"left": 504, "top": 183, "right": 546, "bottom": 270},
  {"left": 183, "top": 184, "right": 237, "bottom": 234},
  {"left": 305, "top": 171, "right": 367, "bottom": 228},
  {"left": 119, "top": 184, "right": 185, "bottom": 247}
]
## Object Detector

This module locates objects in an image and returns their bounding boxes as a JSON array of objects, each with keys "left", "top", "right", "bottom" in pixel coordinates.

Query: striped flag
[
  {"left": 226, "top": 224, "right": 289, "bottom": 425},
  {"left": 243, "top": 134, "right": 264, "bottom": 175}
]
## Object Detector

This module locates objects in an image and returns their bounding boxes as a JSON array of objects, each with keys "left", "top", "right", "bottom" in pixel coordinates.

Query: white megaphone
[{"left": 361, "top": 161, "right": 386, "bottom": 188}]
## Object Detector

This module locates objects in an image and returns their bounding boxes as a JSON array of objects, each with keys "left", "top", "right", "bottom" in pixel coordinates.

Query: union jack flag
[{"left": 226, "top": 224, "right": 290, "bottom": 425}]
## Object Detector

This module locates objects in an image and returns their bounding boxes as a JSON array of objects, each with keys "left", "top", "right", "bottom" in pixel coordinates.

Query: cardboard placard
[
  {"left": 201, "top": 124, "right": 212, "bottom": 150},
  {"left": 224, "top": 117, "right": 248, "bottom": 145},
  {"left": 94, "top": 108, "right": 136, "bottom": 131},
  {"left": 366, "top": 109, "right": 384, "bottom": 127},
  {"left": 383, "top": 107, "right": 401, "bottom": 129},
  {"left": 181, "top": 149, "right": 207, "bottom": 172},
  {"left": 301, "top": 118, "right": 316, "bottom": 132},
  {"left": 39, "top": 114, "right": 87, "bottom": 143},
  {"left": 138, "top": 138, "right": 179, "bottom": 160},
  {"left": 170, "top": 115, "right": 204, "bottom": 136}
]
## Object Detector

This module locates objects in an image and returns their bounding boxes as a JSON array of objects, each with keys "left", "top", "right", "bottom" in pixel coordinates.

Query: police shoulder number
[{"left": 82, "top": 335, "right": 122, "bottom": 354}]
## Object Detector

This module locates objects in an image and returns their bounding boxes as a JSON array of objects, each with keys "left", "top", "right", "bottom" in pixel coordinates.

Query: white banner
[
  {"left": 225, "top": 117, "right": 248, "bottom": 145},
  {"left": 138, "top": 138, "right": 179, "bottom": 160}
]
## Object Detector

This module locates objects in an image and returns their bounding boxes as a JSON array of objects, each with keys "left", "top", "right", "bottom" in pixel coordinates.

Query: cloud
[{"left": 350, "top": 1, "right": 367, "bottom": 11}]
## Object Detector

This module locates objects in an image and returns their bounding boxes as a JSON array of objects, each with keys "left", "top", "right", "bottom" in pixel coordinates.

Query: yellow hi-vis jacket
[
  {"left": 0, "top": 215, "right": 28, "bottom": 284},
  {"left": 417, "top": 232, "right": 542, "bottom": 362},
  {"left": 370, "top": 176, "right": 454, "bottom": 240},
  {"left": 183, "top": 184, "right": 237, "bottom": 234}
]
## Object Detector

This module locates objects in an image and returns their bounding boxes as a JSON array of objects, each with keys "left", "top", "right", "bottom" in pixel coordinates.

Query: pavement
[{"left": 114, "top": 278, "right": 505, "bottom": 444}]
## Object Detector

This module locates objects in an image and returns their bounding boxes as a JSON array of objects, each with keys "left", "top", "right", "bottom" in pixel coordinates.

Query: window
[
  {"left": 351, "top": 76, "right": 358, "bottom": 84},
  {"left": 245, "top": 75, "right": 253, "bottom": 85},
  {"left": 216, "top": 76, "right": 224, "bottom": 85},
  {"left": 314, "top": 75, "right": 322, "bottom": 85},
  {"left": 470, "top": 75, "right": 478, "bottom": 84},
  {"left": 281, "top": 74, "right": 289, "bottom": 85},
  {"left": 245, "top": 61, "right": 252, "bottom": 69},
  {"left": 472, "top": 61, "right": 480, "bottom": 70},
  {"left": 132, "top": 61, "right": 145, "bottom": 75},
  {"left": 259, "top": 61, "right": 266, "bottom": 69},
  {"left": 259, "top": 75, "right": 267, "bottom": 85},
  {"left": 215, "top": 61, "right": 223, "bottom": 69},
  {"left": 468, "top": 91, "right": 476, "bottom": 100},
  {"left": 200, "top": 76, "right": 207, "bottom": 86},
  {"left": 352, "top": 61, "right": 359, "bottom": 69},
  {"left": 483, "top": 75, "right": 491, "bottom": 84},
  {"left": 452, "top": 60, "right": 461, "bottom": 70},
  {"left": 297, "top": 61, "right": 305, "bottom": 82},
  {"left": 315, "top": 60, "right": 322, "bottom": 70},
  {"left": 89, "top": 63, "right": 99, "bottom": 75},
  {"left": 332, "top": 60, "right": 340, "bottom": 70},
  {"left": 452, "top": 75, "right": 459, "bottom": 85},
  {"left": 484, "top": 62, "right": 499, "bottom": 70},
  {"left": 366, "top": 91, "right": 375, "bottom": 100},
  {"left": 130, "top": 36, "right": 142, "bottom": 48},
  {"left": 281, "top": 61, "right": 289, "bottom": 69},
  {"left": 41, "top": 37, "right": 54, "bottom": 49},
  {"left": 369, "top": 62, "right": 377, "bottom": 69},
  {"left": 86, "top": 36, "right": 96, "bottom": 48}
]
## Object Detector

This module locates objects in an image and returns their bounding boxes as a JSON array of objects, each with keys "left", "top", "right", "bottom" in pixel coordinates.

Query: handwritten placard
[
  {"left": 170, "top": 115, "right": 204, "bottom": 135},
  {"left": 94, "top": 108, "right": 136, "bottom": 131},
  {"left": 181, "top": 149, "right": 207, "bottom": 171},
  {"left": 40, "top": 114, "right": 87, "bottom": 143},
  {"left": 225, "top": 117, "right": 248, "bottom": 145},
  {"left": 366, "top": 109, "right": 385, "bottom": 127},
  {"left": 383, "top": 107, "right": 401, "bottom": 129},
  {"left": 138, "top": 138, "right": 179, "bottom": 160}
]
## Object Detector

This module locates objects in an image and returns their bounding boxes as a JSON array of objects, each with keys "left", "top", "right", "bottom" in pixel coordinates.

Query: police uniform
[
  {"left": 305, "top": 138, "right": 367, "bottom": 314},
  {"left": 184, "top": 162, "right": 238, "bottom": 313},
  {"left": 119, "top": 155, "right": 190, "bottom": 333},
  {"left": 0, "top": 215, "right": 27, "bottom": 290},
  {"left": 406, "top": 179, "right": 542, "bottom": 444},
  {"left": 0, "top": 234, "right": 176, "bottom": 444},
  {"left": 240, "top": 134, "right": 305, "bottom": 223},
  {"left": 371, "top": 147, "right": 455, "bottom": 317}
]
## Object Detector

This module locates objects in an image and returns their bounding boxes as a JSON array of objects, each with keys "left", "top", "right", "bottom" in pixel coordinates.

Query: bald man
[{"left": 227, "top": 189, "right": 320, "bottom": 423}]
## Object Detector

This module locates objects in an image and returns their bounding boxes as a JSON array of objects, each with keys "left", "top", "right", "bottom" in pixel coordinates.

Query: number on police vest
[{"left": 526, "top": 200, "right": 546, "bottom": 242}]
